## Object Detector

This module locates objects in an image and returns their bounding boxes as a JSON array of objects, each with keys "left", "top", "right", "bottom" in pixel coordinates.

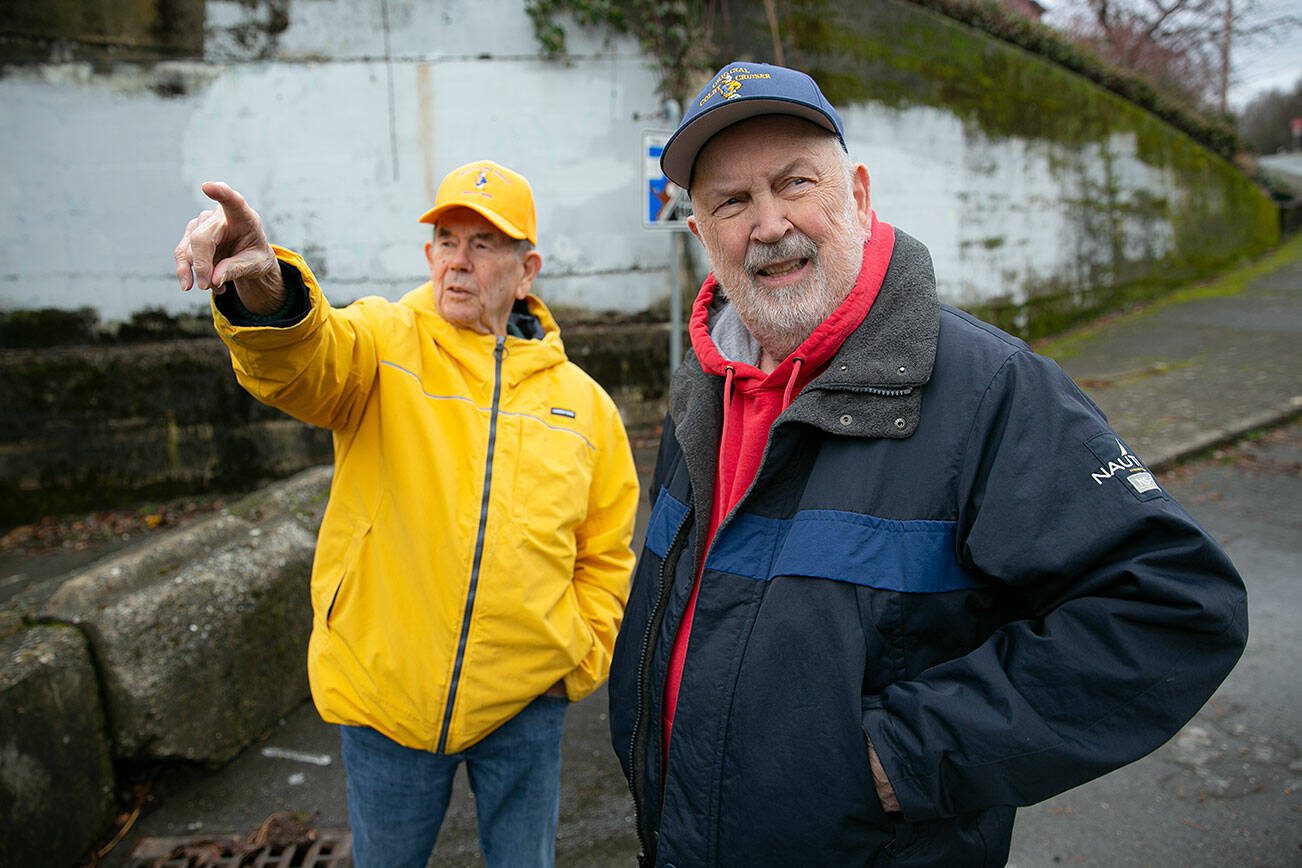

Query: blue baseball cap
[{"left": 660, "top": 61, "right": 846, "bottom": 189}]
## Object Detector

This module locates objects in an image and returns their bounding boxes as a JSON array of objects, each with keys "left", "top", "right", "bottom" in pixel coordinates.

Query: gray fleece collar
[
  {"left": 811, "top": 229, "right": 939, "bottom": 391},
  {"left": 710, "top": 302, "right": 763, "bottom": 366}
]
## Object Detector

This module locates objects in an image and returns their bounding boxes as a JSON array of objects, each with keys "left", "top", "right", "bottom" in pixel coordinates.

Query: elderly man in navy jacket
[{"left": 608, "top": 61, "right": 1247, "bottom": 867}]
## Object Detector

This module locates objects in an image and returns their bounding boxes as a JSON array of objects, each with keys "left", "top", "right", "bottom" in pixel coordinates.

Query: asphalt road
[{"left": 107, "top": 420, "right": 1299, "bottom": 867}]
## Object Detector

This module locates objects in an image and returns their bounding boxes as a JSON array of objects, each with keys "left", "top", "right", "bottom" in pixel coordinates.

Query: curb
[{"left": 1149, "top": 396, "right": 1302, "bottom": 472}]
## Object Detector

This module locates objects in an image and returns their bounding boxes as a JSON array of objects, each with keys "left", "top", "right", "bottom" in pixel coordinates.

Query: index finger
[{"left": 201, "top": 181, "right": 256, "bottom": 225}]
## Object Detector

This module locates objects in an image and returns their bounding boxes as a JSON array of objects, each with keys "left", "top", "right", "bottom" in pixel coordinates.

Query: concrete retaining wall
[
  {"left": 0, "top": 465, "right": 331, "bottom": 866},
  {"left": 1, "top": 0, "right": 1281, "bottom": 529},
  {"left": 0, "top": 318, "right": 671, "bottom": 526}
]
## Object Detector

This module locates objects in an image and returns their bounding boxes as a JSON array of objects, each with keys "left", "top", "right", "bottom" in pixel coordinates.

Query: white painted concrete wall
[
  {"left": 0, "top": 0, "right": 1200, "bottom": 323},
  {"left": 1, "top": 1, "right": 670, "bottom": 322}
]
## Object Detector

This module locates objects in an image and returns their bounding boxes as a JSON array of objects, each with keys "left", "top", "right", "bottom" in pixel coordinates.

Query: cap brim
[
  {"left": 660, "top": 97, "right": 842, "bottom": 189},
  {"left": 418, "top": 202, "right": 532, "bottom": 244}
]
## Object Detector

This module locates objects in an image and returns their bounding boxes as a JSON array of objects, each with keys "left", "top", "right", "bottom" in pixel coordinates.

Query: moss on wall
[
  {"left": 0, "top": 0, "right": 204, "bottom": 64},
  {"left": 0, "top": 321, "right": 670, "bottom": 527},
  {"left": 0, "top": 339, "right": 333, "bottom": 527}
]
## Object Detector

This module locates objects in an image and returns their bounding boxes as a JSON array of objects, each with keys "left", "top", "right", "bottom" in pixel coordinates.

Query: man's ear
[
  {"left": 424, "top": 240, "right": 435, "bottom": 268},
  {"left": 852, "top": 164, "right": 871, "bottom": 232},
  {"left": 516, "top": 249, "right": 543, "bottom": 299},
  {"left": 687, "top": 214, "right": 701, "bottom": 242}
]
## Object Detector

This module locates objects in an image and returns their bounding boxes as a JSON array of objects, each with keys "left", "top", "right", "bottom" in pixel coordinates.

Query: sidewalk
[
  {"left": 1037, "top": 237, "right": 1302, "bottom": 468},
  {"left": 97, "top": 238, "right": 1301, "bottom": 867}
]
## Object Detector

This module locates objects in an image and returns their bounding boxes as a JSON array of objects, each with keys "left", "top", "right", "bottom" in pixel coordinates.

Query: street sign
[{"left": 643, "top": 131, "right": 691, "bottom": 229}]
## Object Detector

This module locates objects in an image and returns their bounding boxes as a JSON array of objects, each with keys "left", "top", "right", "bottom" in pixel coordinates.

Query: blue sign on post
[
  {"left": 644, "top": 131, "right": 691, "bottom": 229},
  {"left": 642, "top": 130, "right": 691, "bottom": 375}
]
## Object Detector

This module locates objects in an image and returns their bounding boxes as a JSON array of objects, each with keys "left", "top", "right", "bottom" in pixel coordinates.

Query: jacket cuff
[
  {"left": 213, "top": 259, "right": 311, "bottom": 327},
  {"left": 212, "top": 246, "right": 330, "bottom": 352}
]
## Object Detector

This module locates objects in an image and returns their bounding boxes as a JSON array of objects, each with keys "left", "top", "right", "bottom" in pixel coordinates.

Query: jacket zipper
[
  {"left": 437, "top": 335, "right": 506, "bottom": 753},
  {"left": 629, "top": 506, "right": 692, "bottom": 863},
  {"left": 835, "top": 384, "right": 913, "bottom": 397}
]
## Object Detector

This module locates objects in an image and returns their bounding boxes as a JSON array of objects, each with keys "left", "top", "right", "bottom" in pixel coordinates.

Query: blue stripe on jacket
[{"left": 644, "top": 489, "right": 981, "bottom": 593}]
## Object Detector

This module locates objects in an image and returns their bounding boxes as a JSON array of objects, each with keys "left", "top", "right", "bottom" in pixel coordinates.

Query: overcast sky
[
  {"left": 1037, "top": 0, "right": 1300, "bottom": 110},
  {"left": 1226, "top": 0, "right": 1301, "bottom": 108}
]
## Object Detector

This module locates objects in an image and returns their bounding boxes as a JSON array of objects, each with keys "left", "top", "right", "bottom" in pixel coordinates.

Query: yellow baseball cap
[{"left": 418, "top": 160, "right": 537, "bottom": 245}]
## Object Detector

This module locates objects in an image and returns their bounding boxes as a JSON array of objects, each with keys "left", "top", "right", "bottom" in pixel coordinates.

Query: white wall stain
[{"left": 415, "top": 62, "right": 439, "bottom": 207}]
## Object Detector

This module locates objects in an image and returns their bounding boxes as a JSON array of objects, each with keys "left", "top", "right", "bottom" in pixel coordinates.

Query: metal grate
[{"left": 128, "top": 829, "right": 352, "bottom": 867}]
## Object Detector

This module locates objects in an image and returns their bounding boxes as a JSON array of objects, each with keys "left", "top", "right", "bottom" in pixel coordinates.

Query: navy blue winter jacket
[{"left": 608, "top": 230, "right": 1248, "bottom": 866}]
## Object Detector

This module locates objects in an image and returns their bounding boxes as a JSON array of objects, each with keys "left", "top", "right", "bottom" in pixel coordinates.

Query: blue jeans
[{"left": 340, "top": 695, "right": 569, "bottom": 868}]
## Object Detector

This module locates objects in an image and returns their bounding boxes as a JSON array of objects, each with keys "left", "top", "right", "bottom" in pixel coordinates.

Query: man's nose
[
  {"left": 449, "top": 242, "right": 473, "bottom": 270},
  {"left": 751, "top": 195, "right": 791, "bottom": 245}
]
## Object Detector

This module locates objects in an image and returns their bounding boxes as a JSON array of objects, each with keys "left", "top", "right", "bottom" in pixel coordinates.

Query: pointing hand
[{"left": 173, "top": 182, "right": 285, "bottom": 315}]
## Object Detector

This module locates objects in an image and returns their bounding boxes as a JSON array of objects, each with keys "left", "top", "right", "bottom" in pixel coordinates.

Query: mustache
[{"left": 744, "top": 232, "right": 818, "bottom": 273}]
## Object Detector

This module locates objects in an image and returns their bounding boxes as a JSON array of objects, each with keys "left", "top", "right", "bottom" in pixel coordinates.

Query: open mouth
[{"left": 756, "top": 258, "right": 809, "bottom": 279}]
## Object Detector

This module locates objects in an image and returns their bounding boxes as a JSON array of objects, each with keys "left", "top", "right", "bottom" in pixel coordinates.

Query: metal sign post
[{"left": 643, "top": 130, "right": 692, "bottom": 377}]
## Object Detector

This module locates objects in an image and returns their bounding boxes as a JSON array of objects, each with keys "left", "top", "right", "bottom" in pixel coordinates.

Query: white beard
[{"left": 714, "top": 205, "right": 865, "bottom": 361}]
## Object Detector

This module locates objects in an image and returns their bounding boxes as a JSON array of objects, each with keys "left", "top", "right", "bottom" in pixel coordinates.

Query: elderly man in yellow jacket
[{"left": 173, "top": 161, "right": 639, "bottom": 868}]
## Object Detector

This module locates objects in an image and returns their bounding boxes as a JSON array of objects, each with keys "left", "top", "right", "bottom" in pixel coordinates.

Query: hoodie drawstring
[
  {"left": 720, "top": 365, "right": 736, "bottom": 459},
  {"left": 781, "top": 357, "right": 804, "bottom": 411},
  {"left": 711, "top": 365, "right": 738, "bottom": 523}
]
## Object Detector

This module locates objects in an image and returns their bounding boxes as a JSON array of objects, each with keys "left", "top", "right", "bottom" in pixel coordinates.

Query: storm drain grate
[{"left": 127, "top": 829, "right": 352, "bottom": 867}]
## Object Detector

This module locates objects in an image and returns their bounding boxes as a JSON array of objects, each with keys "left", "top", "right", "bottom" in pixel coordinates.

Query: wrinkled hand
[
  {"left": 867, "top": 738, "right": 901, "bottom": 814},
  {"left": 173, "top": 181, "right": 285, "bottom": 314}
]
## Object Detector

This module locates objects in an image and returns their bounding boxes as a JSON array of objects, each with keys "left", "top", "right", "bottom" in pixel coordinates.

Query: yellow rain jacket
[{"left": 214, "top": 247, "right": 639, "bottom": 754}]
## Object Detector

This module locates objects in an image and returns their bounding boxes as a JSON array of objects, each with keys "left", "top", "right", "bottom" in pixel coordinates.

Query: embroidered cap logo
[{"left": 697, "top": 66, "right": 774, "bottom": 107}]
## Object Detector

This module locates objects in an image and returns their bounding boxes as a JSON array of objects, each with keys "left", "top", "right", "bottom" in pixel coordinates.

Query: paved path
[{"left": 1042, "top": 244, "right": 1302, "bottom": 468}]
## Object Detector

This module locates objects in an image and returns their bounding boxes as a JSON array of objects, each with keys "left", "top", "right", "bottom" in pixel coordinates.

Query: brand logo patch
[
  {"left": 475, "top": 169, "right": 489, "bottom": 189},
  {"left": 550, "top": 407, "right": 576, "bottom": 419},
  {"left": 1126, "top": 471, "right": 1160, "bottom": 494},
  {"left": 1084, "top": 433, "right": 1164, "bottom": 501}
]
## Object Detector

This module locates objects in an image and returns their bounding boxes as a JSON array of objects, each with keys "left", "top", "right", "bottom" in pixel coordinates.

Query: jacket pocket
[{"left": 322, "top": 518, "right": 372, "bottom": 630}]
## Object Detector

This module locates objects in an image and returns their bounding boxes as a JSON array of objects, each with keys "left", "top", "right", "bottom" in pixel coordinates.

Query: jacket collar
[
  {"left": 809, "top": 229, "right": 937, "bottom": 393},
  {"left": 401, "top": 285, "right": 569, "bottom": 384},
  {"left": 787, "top": 229, "right": 937, "bottom": 439}
]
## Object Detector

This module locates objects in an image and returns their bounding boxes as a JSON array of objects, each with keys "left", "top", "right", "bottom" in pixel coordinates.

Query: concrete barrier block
[
  {"left": 42, "top": 513, "right": 255, "bottom": 618},
  {"left": 0, "top": 625, "right": 115, "bottom": 868},
  {"left": 225, "top": 464, "right": 332, "bottom": 534},
  {"left": 41, "top": 466, "right": 331, "bottom": 621},
  {"left": 45, "top": 516, "right": 318, "bottom": 763},
  {"left": 34, "top": 467, "right": 331, "bottom": 763}
]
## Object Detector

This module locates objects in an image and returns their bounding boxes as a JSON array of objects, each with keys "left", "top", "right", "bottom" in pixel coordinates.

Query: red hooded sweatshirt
[{"left": 662, "top": 216, "right": 897, "bottom": 753}]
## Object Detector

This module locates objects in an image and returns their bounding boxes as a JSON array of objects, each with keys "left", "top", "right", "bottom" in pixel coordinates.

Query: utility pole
[
  {"left": 1219, "top": 0, "right": 1233, "bottom": 115},
  {"left": 763, "top": 0, "right": 785, "bottom": 66}
]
